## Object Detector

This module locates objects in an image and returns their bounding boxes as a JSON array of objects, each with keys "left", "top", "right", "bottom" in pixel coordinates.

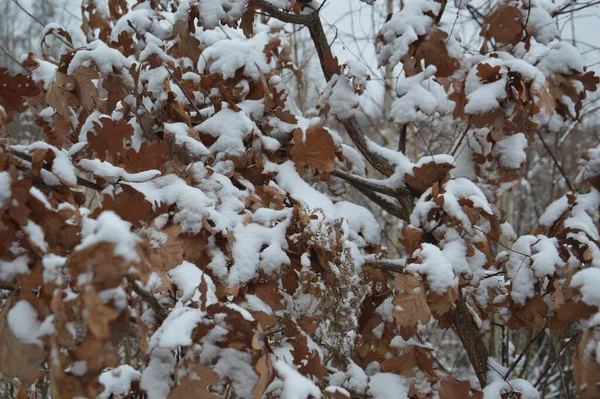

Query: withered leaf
[
  {"left": 0, "top": 298, "right": 46, "bottom": 384},
  {"left": 392, "top": 274, "right": 432, "bottom": 340},
  {"left": 291, "top": 126, "right": 336, "bottom": 175},
  {"left": 405, "top": 161, "right": 453, "bottom": 195},
  {"left": 481, "top": 5, "right": 524, "bottom": 45},
  {"left": 87, "top": 117, "right": 134, "bottom": 161},
  {"left": 0, "top": 69, "right": 39, "bottom": 123}
]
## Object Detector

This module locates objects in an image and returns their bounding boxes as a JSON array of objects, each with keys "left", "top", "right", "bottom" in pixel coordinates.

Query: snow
[
  {"left": 197, "top": 34, "right": 269, "bottom": 80},
  {"left": 407, "top": 243, "right": 458, "bottom": 294},
  {"left": 29, "top": 59, "right": 58, "bottom": 90},
  {"left": 227, "top": 208, "right": 292, "bottom": 286},
  {"left": 126, "top": 175, "right": 213, "bottom": 234},
  {"left": 23, "top": 221, "right": 48, "bottom": 253},
  {"left": 572, "top": 268, "right": 600, "bottom": 307},
  {"left": 495, "top": 133, "right": 528, "bottom": 170},
  {"left": 194, "top": 108, "right": 255, "bottom": 158},
  {"left": 0, "top": 255, "right": 30, "bottom": 282},
  {"left": 78, "top": 158, "right": 160, "bottom": 182},
  {"left": 464, "top": 61, "right": 508, "bottom": 115},
  {"left": 77, "top": 211, "right": 141, "bottom": 263},
  {"left": 368, "top": 373, "right": 409, "bottom": 399},
  {"left": 140, "top": 348, "right": 175, "bottom": 399},
  {"left": 197, "top": 0, "right": 250, "bottom": 30},
  {"left": 7, "top": 300, "right": 54, "bottom": 346},
  {"left": 539, "top": 195, "right": 569, "bottom": 227},
  {"left": 377, "top": 0, "right": 440, "bottom": 67},
  {"left": 345, "top": 360, "right": 369, "bottom": 393},
  {"left": 391, "top": 66, "right": 453, "bottom": 124},
  {"left": 98, "top": 365, "right": 142, "bottom": 399},
  {"left": 42, "top": 254, "right": 66, "bottom": 284},
  {"left": 168, "top": 261, "right": 218, "bottom": 305},
  {"left": 317, "top": 74, "right": 359, "bottom": 120},
  {"left": 68, "top": 40, "right": 133, "bottom": 77},
  {"left": 214, "top": 349, "right": 258, "bottom": 399},
  {"left": 164, "top": 123, "right": 210, "bottom": 157},
  {"left": 505, "top": 235, "right": 563, "bottom": 305},
  {"left": 13, "top": 142, "right": 77, "bottom": 187},
  {"left": 335, "top": 201, "right": 381, "bottom": 244},
  {"left": 273, "top": 360, "right": 321, "bottom": 399},
  {"left": 0, "top": 171, "right": 12, "bottom": 209},
  {"left": 149, "top": 306, "right": 207, "bottom": 350}
]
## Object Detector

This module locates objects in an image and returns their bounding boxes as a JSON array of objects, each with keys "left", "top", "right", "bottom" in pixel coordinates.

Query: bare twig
[
  {"left": 0, "top": 43, "right": 32, "bottom": 74},
  {"left": 131, "top": 282, "right": 167, "bottom": 319},
  {"left": 12, "top": 0, "right": 74, "bottom": 49},
  {"left": 504, "top": 324, "right": 547, "bottom": 379},
  {"left": 10, "top": 148, "right": 105, "bottom": 192},
  {"left": 164, "top": 66, "right": 202, "bottom": 116},
  {"left": 365, "top": 259, "right": 405, "bottom": 273},
  {"left": 536, "top": 130, "right": 574, "bottom": 192}
]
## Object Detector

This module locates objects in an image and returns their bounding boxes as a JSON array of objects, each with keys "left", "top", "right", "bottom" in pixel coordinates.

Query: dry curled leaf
[
  {"left": 392, "top": 274, "right": 432, "bottom": 340},
  {"left": 291, "top": 125, "right": 336, "bottom": 175}
]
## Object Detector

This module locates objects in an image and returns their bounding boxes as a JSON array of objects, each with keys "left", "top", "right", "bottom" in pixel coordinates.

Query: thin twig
[
  {"left": 12, "top": 0, "right": 74, "bottom": 49},
  {"left": 164, "top": 66, "right": 202, "bottom": 116},
  {"left": 550, "top": 333, "right": 570, "bottom": 399},
  {"left": 365, "top": 259, "right": 405, "bottom": 273},
  {"left": 131, "top": 281, "right": 167, "bottom": 319},
  {"left": 0, "top": 43, "right": 32, "bottom": 73},
  {"left": 10, "top": 148, "right": 104, "bottom": 192},
  {"left": 536, "top": 130, "right": 574, "bottom": 192},
  {"left": 504, "top": 324, "right": 547, "bottom": 379}
]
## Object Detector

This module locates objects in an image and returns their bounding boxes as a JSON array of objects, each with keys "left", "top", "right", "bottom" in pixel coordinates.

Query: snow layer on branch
[
  {"left": 228, "top": 208, "right": 292, "bottom": 286},
  {"left": 407, "top": 243, "right": 458, "bottom": 294},
  {"left": 317, "top": 74, "right": 359, "bottom": 120},
  {"left": 507, "top": 235, "right": 564, "bottom": 304},
  {"left": 169, "top": 261, "right": 218, "bottom": 305},
  {"left": 197, "top": 34, "right": 269, "bottom": 80},
  {"left": 391, "top": 66, "right": 453, "bottom": 124},
  {"left": 377, "top": 0, "right": 440, "bottom": 67},
  {"left": 368, "top": 373, "right": 409, "bottom": 399},
  {"left": 126, "top": 175, "right": 213, "bottom": 234},
  {"left": 0, "top": 256, "right": 29, "bottom": 282},
  {"left": 164, "top": 123, "right": 210, "bottom": 157},
  {"left": 572, "top": 268, "right": 600, "bottom": 307},
  {"left": 77, "top": 211, "right": 141, "bottom": 263},
  {"left": 494, "top": 133, "right": 527, "bottom": 170},
  {"left": 140, "top": 348, "right": 175, "bottom": 399},
  {"left": 273, "top": 360, "right": 322, "bottom": 399},
  {"left": 334, "top": 201, "right": 381, "bottom": 244},
  {"left": 13, "top": 142, "right": 77, "bottom": 186},
  {"left": 78, "top": 158, "right": 160, "bottom": 182},
  {"left": 68, "top": 40, "right": 132, "bottom": 76},
  {"left": 149, "top": 307, "right": 207, "bottom": 350},
  {"left": 112, "top": 9, "right": 168, "bottom": 41},
  {"left": 7, "top": 300, "right": 54, "bottom": 346},
  {"left": 0, "top": 171, "right": 11, "bottom": 208},
  {"left": 98, "top": 365, "right": 142, "bottom": 399},
  {"left": 195, "top": 108, "right": 255, "bottom": 158},
  {"left": 197, "top": 0, "right": 249, "bottom": 29}
]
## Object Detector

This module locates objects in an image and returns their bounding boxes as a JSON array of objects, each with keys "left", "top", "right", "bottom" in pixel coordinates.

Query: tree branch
[
  {"left": 365, "top": 259, "right": 405, "bottom": 273},
  {"left": 10, "top": 148, "right": 105, "bottom": 192},
  {"left": 255, "top": 0, "right": 397, "bottom": 177},
  {"left": 131, "top": 281, "right": 167, "bottom": 319},
  {"left": 446, "top": 294, "right": 489, "bottom": 388}
]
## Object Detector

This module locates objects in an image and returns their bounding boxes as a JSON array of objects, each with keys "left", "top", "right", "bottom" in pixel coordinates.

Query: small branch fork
[{"left": 255, "top": 0, "right": 397, "bottom": 177}]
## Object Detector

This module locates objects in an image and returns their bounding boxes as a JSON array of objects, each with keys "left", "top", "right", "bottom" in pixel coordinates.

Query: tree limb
[
  {"left": 131, "top": 281, "right": 167, "bottom": 319},
  {"left": 10, "top": 148, "right": 105, "bottom": 192},
  {"left": 255, "top": 0, "right": 397, "bottom": 177}
]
